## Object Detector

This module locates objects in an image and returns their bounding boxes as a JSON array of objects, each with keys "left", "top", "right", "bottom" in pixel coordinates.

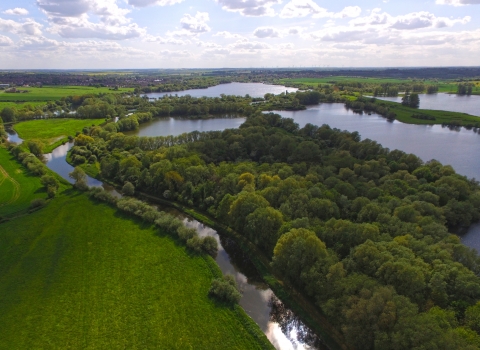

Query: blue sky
[{"left": 0, "top": 0, "right": 479, "bottom": 69}]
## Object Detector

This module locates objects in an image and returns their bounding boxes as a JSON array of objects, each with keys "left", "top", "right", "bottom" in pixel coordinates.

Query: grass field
[
  {"left": 280, "top": 77, "right": 480, "bottom": 94},
  {"left": 0, "top": 193, "right": 270, "bottom": 349},
  {"left": 375, "top": 99, "right": 480, "bottom": 125},
  {"left": 0, "top": 101, "right": 46, "bottom": 111},
  {"left": 0, "top": 86, "right": 133, "bottom": 102},
  {"left": 14, "top": 119, "right": 105, "bottom": 153},
  {"left": 0, "top": 147, "right": 45, "bottom": 217}
]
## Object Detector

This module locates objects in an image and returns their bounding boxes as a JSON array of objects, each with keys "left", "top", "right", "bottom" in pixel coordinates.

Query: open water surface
[{"left": 145, "top": 82, "right": 297, "bottom": 99}]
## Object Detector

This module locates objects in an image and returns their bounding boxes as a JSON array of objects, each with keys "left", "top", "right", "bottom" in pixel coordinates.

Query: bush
[
  {"left": 30, "top": 198, "right": 46, "bottom": 209},
  {"left": 201, "top": 236, "right": 218, "bottom": 257},
  {"left": 209, "top": 275, "right": 241, "bottom": 305},
  {"left": 177, "top": 226, "right": 197, "bottom": 242}
]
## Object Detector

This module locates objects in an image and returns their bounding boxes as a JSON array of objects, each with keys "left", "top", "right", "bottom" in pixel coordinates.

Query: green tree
[{"left": 69, "top": 166, "right": 88, "bottom": 190}]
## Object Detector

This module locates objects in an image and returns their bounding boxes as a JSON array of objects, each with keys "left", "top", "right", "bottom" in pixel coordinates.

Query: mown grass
[
  {"left": 374, "top": 99, "right": 480, "bottom": 125},
  {"left": 0, "top": 86, "right": 133, "bottom": 102},
  {"left": 14, "top": 119, "right": 105, "bottom": 153},
  {"left": 0, "top": 193, "right": 270, "bottom": 350},
  {"left": 0, "top": 147, "right": 46, "bottom": 218}
]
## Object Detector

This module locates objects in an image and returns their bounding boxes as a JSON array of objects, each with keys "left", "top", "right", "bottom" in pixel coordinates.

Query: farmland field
[
  {"left": 0, "top": 193, "right": 270, "bottom": 349},
  {"left": 0, "top": 85, "right": 133, "bottom": 102},
  {"left": 14, "top": 119, "right": 105, "bottom": 153},
  {"left": 0, "top": 147, "right": 45, "bottom": 217}
]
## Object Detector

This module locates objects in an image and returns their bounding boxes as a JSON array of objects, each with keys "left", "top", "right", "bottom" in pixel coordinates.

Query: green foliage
[
  {"left": 78, "top": 111, "right": 480, "bottom": 350},
  {"left": 209, "top": 275, "right": 242, "bottom": 305}
]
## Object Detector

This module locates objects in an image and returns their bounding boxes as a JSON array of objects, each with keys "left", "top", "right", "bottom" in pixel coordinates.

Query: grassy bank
[
  {"left": 0, "top": 193, "right": 271, "bottom": 349},
  {"left": 374, "top": 99, "right": 480, "bottom": 126},
  {"left": 0, "top": 86, "right": 133, "bottom": 103},
  {"left": 0, "top": 147, "right": 46, "bottom": 218},
  {"left": 14, "top": 119, "right": 105, "bottom": 153}
]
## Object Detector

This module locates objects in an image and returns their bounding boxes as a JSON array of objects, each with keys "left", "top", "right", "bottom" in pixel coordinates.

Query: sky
[{"left": 0, "top": 0, "right": 479, "bottom": 69}]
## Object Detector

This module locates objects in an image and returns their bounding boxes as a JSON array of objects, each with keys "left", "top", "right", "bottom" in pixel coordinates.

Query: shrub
[
  {"left": 201, "top": 236, "right": 218, "bottom": 257},
  {"left": 177, "top": 226, "right": 197, "bottom": 242},
  {"left": 30, "top": 198, "right": 46, "bottom": 209},
  {"left": 209, "top": 275, "right": 241, "bottom": 305}
]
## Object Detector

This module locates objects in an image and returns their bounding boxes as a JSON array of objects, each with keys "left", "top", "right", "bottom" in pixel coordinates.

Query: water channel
[{"left": 6, "top": 85, "right": 480, "bottom": 348}]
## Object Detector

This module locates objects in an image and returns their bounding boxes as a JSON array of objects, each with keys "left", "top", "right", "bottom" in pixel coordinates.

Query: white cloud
[
  {"left": 3, "top": 8, "right": 29, "bottom": 16},
  {"left": 280, "top": 0, "right": 361, "bottom": 19},
  {"left": 180, "top": 12, "right": 210, "bottom": 33},
  {"left": 167, "top": 12, "right": 211, "bottom": 37},
  {"left": 214, "top": 31, "right": 245, "bottom": 39},
  {"left": 0, "top": 17, "right": 43, "bottom": 36},
  {"left": 143, "top": 34, "right": 188, "bottom": 44},
  {"left": 0, "top": 35, "right": 13, "bottom": 46},
  {"left": 127, "top": 0, "right": 185, "bottom": 7},
  {"left": 37, "top": 0, "right": 147, "bottom": 40},
  {"left": 216, "top": 0, "right": 282, "bottom": 17},
  {"left": 253, "top": 26, "right": 306, "bottom": 38},
  {"left": 350, "top": 9, "right": 470, "bottom": 30},
  {"left": 436, "top": 0, "right": 480, "bottom": 5},
  {"left": 229, "top": 38, "right": 271, "bottom": 49},
  {"left": 254, "top": 26, "right": 281, "bottom": 38}
]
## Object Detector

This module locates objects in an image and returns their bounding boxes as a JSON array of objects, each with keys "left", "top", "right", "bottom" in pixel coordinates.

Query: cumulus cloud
[
  {"left": 167, "top": 12, "right": 211, "bottom": 37},
  {"left": 127, "top": 0, "right": 184, "bottom": 7},
  {"left": 37, "top": 0, "right": 146, "bottom": 40},
  {"left": 280, "top": 0, "right": 361, "bottom": 19},
  {"left": 214, "top": 31, "right": 245, "bottom": 39},
  {"left": 254, "top": 26, "right": 281, "bottom": 38},
  {"left": 0, "top": 35, "right": 13, "bottom": 46},
  {"left": 436, "top": 0, "right": 480, "bottom": 5},
  {"left": 216, "top": 0, "right": 282, "bottom": 17},
  {"left": 3, "top": 8, "right": 29, "bottom": 16},
  {"left": 0, "top": 17, "right": 43, "bottom": 36},
  {"left": 180, "top": 12, "right": 210, "bottom": 33},
  {"left": 350, "top": 9, "right": 470, "bottom": 30},
  {"left": 253, "top": 26, "right": 306, "bottom": 38}
]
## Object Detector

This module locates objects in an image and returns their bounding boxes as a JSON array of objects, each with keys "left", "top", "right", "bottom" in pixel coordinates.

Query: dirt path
[{"left": 0, "top": 165, "right": 20, "bottom": 206}]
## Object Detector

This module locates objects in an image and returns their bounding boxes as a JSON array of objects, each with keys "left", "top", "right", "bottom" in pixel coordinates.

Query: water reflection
[
  {"left": 44, "top": 141, "right": 121, "bottom": 196},
  {"left": 462, "top": 223, "right": 480, "bottom": 253},
  {"left": 6, "top": 128, "right": 23, "bottom": 143},
  {"left": 125, "top": 116, "right": 246, "bottom": 138},
  {"left": 145, "top": 82, "right": 298, "bottom": 99},
  {"left": 181, "top": 216, "right": 323, "bottom": 350}
]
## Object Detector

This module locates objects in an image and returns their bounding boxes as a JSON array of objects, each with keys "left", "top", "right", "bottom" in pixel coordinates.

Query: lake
[
  {"left": 145, "top": 82, "right": 297, "bottom": 99},
  {"left": 378, "top": 93, "right": 480, "bottom": 117}
]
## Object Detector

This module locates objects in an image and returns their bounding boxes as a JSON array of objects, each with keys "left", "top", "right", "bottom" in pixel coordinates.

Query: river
[{"left": 145, "top": 82, "right": 297, "bottom": 99}]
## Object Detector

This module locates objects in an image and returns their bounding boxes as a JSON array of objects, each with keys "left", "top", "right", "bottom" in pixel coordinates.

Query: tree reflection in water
[{"left": 269, "top": 296, "right": 328, "bottom": 350}]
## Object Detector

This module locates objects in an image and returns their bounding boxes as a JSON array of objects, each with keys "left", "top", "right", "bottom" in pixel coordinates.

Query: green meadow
[
  {"left": 14, "top": 118, "right": 105, "bottom": 153},
  {"left": 0, "top": 193, "right": 270, "bottom": 349},
  {"left": 375, "top": 99, "right": 480, "bottom": 125},
  {"left": 0, "top": 147, "right": 45, "bottom": 218},
  {"left": 0, "top": 85, "right": 133, "bottom": 102}
]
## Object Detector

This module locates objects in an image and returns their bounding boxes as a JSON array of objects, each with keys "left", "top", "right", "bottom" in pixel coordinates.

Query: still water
[
  {"left": 125, "top": 116, "right": 246, "bottom": 138},
  {"left": 145, "top": 82, "right": 297, "bottom": 99},
  {"left": 378, "top": 93, "right": 480, "bottom": 117}
]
